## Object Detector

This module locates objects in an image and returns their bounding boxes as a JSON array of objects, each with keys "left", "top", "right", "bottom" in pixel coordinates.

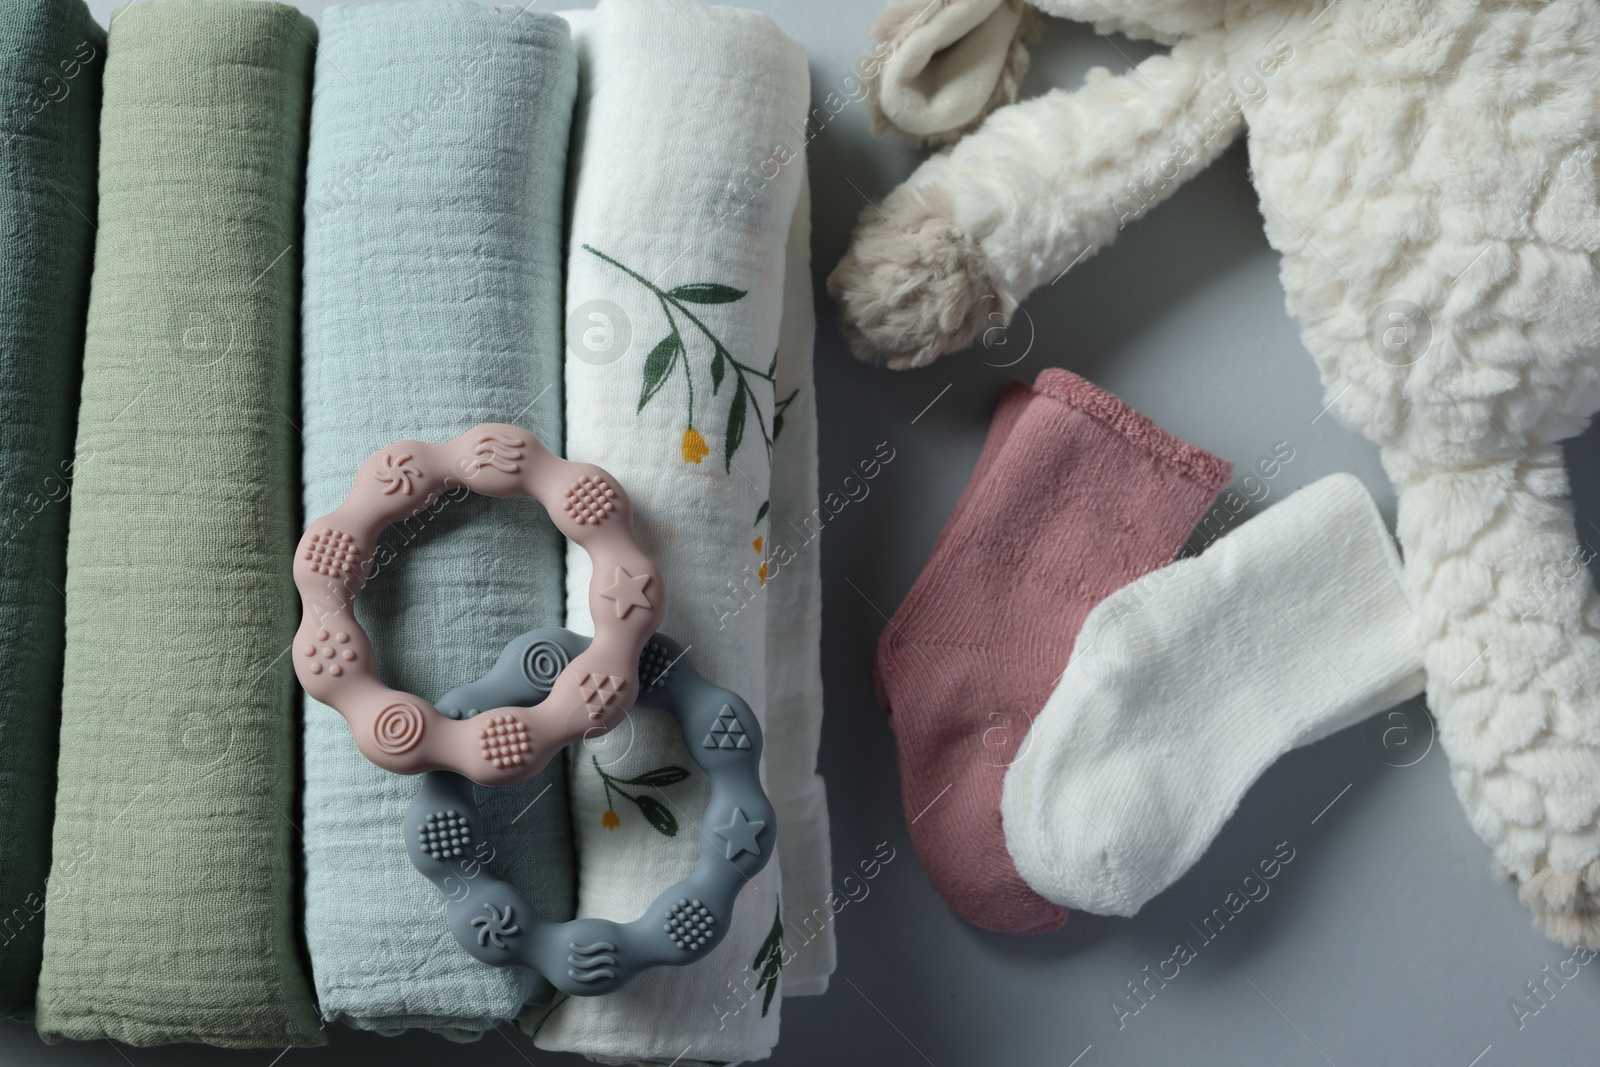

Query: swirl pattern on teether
[{"left": 290, "top": 424, "right": 666, "bottom": 785}]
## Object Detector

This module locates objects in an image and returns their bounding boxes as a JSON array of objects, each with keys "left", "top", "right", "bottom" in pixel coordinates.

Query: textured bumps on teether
[
  {"left": 563, "top": 474, "right": 618, "bottom": 525},
  {"left": 417, "top": 809, "right": 472, "bottom": 861},
  {"left": 663, "top": 898, "right": 717, "bottom": 952},
  {"left": 304, "top": 528, "right": 360, "bottom": 577},
  {"left": 300, "top": 627, "right": 358, "bottom": 677},
  {"left": 479, "top": 714, "right": 531, "bottom": 768},
  {"left": 639, "top": 640, "right": 674, "bottom": 691}
]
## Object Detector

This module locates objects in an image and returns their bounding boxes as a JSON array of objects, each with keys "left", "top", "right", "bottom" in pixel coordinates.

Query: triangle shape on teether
[
  {"left": 719, "top": 735, "right": 736, "bottom": 749},
  {"left": 702, "top": 735, "right": 719, "bottom": 749},
  {"left": 579, "top": 685, "right": 597, "bottom": 702},
  {"left": 736, "top": 735, "right": 750, "bottom": 749}
]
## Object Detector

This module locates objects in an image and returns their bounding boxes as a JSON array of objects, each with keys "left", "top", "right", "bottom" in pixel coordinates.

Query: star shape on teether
[
  {"left": 600, "top": 566, "right": 652, "bottom": 619},
  {"left": 712, "top": 807, "right": 764, "bottom": 860}
]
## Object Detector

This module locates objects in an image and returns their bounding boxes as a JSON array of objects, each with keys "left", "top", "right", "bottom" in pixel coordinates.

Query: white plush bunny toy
[{"left": 830, "top": 0, "right": 1600, "bottom": 946}]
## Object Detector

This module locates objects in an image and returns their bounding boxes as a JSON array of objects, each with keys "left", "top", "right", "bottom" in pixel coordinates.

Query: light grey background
[{"left": 10, "top": 1, "right": 1600, "bottom": 1064}]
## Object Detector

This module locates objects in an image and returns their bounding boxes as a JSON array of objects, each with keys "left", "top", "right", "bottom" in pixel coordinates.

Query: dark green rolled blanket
[{"left": 0, "top": 0, "right": 103, "bottom": 1020}]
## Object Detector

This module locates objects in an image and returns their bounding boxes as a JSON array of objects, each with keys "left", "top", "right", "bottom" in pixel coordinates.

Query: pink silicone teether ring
[{"left": 291, "top": 424, "right": 666, "bottom": 786}]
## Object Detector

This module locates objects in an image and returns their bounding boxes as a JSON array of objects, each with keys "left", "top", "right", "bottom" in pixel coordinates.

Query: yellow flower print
[
  {"left": 593, "top": 756, "right": 690, "bottom": 837},
  {"left": 681, "top": 427, "right": 709, "bottom": 465}
]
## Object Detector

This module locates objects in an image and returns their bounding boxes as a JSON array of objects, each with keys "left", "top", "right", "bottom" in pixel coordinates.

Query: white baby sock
[{"left": 1002, "top": 473, "right": 1426, "bottom": 917}]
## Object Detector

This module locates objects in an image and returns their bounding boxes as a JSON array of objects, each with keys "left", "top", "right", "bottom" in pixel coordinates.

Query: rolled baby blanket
[
  {"left": 535, "top": 1, "right": 808, "bottom": 1061},
  {"left": 763, "top": 171, "right": 836, "bottom": 997},
  {"left": 33, "top": 0, "right": 322, "bottom": 1047},
  {"left": 0, "top": 0, "right": 103, "bottom": 1019},
  {"left": 300, "top": 2, "right": 578, "bottom": 1039}
]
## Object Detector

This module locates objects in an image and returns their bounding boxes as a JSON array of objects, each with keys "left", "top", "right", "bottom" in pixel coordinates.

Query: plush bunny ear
[{"left": 865, "top": 0, "right": 1040, "bottom": 145}]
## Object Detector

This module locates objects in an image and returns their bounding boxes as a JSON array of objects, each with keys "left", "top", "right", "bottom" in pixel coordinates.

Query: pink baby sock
[{"left": 875, "top": 368, "right": 1232, "bottom": 934}]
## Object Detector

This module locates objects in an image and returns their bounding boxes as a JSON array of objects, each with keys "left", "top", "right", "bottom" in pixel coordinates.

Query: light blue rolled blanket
[{"left": 300, "top": 1, "right": 577, "bottom": 1038}]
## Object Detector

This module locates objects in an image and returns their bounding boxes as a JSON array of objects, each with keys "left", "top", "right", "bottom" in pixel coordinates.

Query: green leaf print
[
  {"left": 593, "top": 754, "right": 689, "bottom": 839},
  {"left": 585, "top": 243, "right": 784, "bottom": 473}
]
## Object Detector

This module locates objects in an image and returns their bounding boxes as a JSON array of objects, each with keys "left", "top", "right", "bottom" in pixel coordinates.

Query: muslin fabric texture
[
  {"left": 534, "top": 1, "right": 808, "bottom": 1061},
  {"left": 0, "top": 0, "right": 102, "bottom": 1020},
  {"left": 763, "top": 171, "right": 835, "bottom": 996},
  {"left": 33, "top": 0, "right": 322, "bottom": 1047},
  {"left": 300, "top": 1, "right": 578, "bottom": 1039}
]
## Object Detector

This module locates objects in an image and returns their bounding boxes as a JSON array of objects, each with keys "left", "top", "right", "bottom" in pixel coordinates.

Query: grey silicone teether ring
[{"left": 406, "top": 628, "right": 774, "bottom": 996}]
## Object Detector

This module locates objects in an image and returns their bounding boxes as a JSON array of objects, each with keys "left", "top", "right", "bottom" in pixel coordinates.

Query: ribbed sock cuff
[{"left": 1033, "top": 367, "right": 1232, "bottom": 491}]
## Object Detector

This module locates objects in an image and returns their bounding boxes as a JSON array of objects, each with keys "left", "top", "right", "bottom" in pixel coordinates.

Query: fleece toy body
[{"left": 831, "top": 0, "right": 1600, "bottom": 946}]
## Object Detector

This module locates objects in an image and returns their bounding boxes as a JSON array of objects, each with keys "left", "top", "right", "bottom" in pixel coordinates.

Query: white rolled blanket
[
  {"left": 763, "top": 171, "right": 836, "bottom": 997},
  {"left": 537, "top": 0, "right": 819, "bottom": 1061}
]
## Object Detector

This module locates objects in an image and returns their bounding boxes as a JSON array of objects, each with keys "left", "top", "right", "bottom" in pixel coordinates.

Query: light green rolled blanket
[
  {"left": 34, "top": 0, "right": 323, "bottom": 1047},
  {"left": 300, "top": 1, "right": 578, "bottom": 1039},
  {"left": 0, "top": 0, "right": 103, "bottom": 1020}
]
